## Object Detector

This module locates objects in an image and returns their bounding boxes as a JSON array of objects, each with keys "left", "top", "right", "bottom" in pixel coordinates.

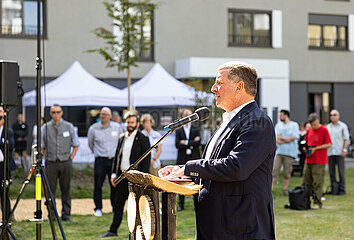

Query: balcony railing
[
  {"left": 229, "top": 34, "right": 271, "bottom": 47},
  {"left": 0, "top": 25, "right": 44, "bottom": 38},
  {"left": 308, "top": 38, "right": 347, "bottom": 49}
]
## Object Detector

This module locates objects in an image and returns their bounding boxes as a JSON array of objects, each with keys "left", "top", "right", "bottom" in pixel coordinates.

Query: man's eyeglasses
[
  {"left": 0, "top": 116, "right": 3, "bottom": 120},
  {"left": 51, "top": 111, "right": 62, "bottom": 114},
  {"left": 329, "top": 114, "right": 338, "bottom": 117}
]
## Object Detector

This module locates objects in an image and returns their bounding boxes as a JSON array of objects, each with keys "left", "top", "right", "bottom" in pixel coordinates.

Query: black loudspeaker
[{"left": 0, "top": 60, "right": 20, "bottom": 106}]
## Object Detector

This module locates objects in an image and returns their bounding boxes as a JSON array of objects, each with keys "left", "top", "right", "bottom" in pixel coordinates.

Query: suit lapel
[
  {"left": 210, "top": 102, "right": 258, "bottom": 158},
  {"left": 130, "top": 131, "right": 140, "bottom": 164},
  {"left": 181, "top": 127, "right": 187, "bottom": 140}
]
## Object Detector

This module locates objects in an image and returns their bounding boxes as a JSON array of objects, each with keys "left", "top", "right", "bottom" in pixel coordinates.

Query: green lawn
[{"left": 7, "top": 168, "right": 354, "bottom": 239}]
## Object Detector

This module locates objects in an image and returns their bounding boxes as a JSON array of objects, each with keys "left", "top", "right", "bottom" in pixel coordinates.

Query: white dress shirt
[
  {"left": 205, "top": 100, "right": 255, "bottom": 160},
  {"left": 120, "top": 129, "right": 138, "bottom": 171},
  {"left": 183, "top": 124, "right": 191, "bottom": 144}
]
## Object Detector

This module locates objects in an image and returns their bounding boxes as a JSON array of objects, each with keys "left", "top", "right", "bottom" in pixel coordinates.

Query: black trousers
[
  {"left": 45, "top": 159, "right": 72, "bottom": 219},
  {"left": 109, "top": 178, "right": 129, "bottom": 234},
  {"left": 94, "top": 157, "right": 114, "bottom": 211},
  {"left": 328, "top": 155, "right": 346, "bottom": 192}
]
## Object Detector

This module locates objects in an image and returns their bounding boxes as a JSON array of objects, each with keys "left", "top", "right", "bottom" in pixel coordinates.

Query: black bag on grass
[{"left": 288, "top": 185, "right": 311, "bottom": 210}]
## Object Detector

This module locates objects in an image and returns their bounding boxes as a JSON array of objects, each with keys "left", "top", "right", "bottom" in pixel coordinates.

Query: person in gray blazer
[
  {"left": 41, "top": 104, "right": 79, "bottom": 222},
  {"left": 160, "top": 61, "right": 276, "bottom": 240}
]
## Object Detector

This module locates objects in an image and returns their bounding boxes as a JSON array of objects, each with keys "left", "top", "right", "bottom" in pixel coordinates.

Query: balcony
[
  {"left": 228, "top": 34, "right": 271, "bottom": 48},
  {"left": 308, "top": 38, "right": 347, "bottom": 50},
  {"left": 0, "top": 25, "right": 44, "bottom": 38}
]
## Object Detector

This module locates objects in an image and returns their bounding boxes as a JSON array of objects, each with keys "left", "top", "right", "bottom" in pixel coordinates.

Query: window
[
  {"left": 228, "top": 9, "right": 271, "bottom": 47},
  {"left": 308, "top": 14, "right": 347, "bottom": 50},
  {"left": 136, "top": 6, "right": 153, "bottom": 61},
  {"left": 0, "top": 0, "right": 46, "bottom": 38},
  {"left": 113, "top": 5, "right": 154, "bottom": 61}
]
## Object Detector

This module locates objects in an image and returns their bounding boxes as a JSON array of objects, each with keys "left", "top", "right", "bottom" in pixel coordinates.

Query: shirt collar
[
  {"left": 222, "top": 100, "right": 255, "bottom": 126},
  {"left": 99, "top": 121, "right": 111, "bottom": 128},
  {"left": 125, "top": 129, "right": 138, "bottom": 138},
  {"left": 51, "top": 118, "right": 63, "bottom": 126}
]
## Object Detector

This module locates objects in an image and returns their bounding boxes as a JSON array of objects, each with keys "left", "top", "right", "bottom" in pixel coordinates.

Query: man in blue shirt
[
  {"left": 327, "top": 109, "right": 350, "bottom": 195},
  {"left": 272, "top": 110, "right": 299, "bottom": 195}
]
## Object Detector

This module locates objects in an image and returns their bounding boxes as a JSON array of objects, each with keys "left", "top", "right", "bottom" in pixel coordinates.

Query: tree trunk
[{"left": 127, "top": 66, "right": 132, "bottom": 111}]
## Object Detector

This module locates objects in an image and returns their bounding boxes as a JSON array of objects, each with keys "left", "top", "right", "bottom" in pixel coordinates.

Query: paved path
[{"left": 10, "top": 198, "right": 112, "bottom": 222}]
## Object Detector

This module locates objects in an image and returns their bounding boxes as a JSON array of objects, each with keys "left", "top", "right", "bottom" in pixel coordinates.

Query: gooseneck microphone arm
[
  {"left": 114, "top": 107, "right": 210, "bottom": 185},
  {"left": 114, "top": 129, "right": 173, "bottom": 185}
]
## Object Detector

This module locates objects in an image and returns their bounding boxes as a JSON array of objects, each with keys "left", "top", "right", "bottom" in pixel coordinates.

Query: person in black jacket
[
  {"left": 175, "top": 108, "right": 201, "bottom": 211},
  {"left": 100, "top": 112, "right": 150, "bottom": 238},
  {"left": 12, "top": 113, "right": 29, "bottom": 167},
  {"left": 160, "top": 61, "right": 276, "bottom": 240},
  {"left": 0, "top": 107, "right": 17, "bottom": 220}
]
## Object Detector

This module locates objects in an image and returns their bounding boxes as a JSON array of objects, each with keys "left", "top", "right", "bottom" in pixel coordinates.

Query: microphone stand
[
  {"left": 114, "top": 129, "right": 174, "bottom": 186},
  {"left": 1, "top": 1, "right": 66, "bottom": 239}
]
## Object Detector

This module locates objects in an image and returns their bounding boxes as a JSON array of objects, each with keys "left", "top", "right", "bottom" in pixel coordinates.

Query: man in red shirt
[{"left": 303, "top": 113, "right": 332, "bottom": 209}]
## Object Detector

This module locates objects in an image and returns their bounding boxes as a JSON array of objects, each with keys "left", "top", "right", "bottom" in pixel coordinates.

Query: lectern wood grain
[
  {"left": 123, "top": 170, "right": 202, "bottom": 195},
  {"left": 127, "top": 192, "right": 138, "bottom": 233},
  {"left": 139, "top": 195, "right": 155, "bottom": 240}
]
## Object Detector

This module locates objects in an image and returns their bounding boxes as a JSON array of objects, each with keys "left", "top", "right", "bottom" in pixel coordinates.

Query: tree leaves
[{"left": 86, "top": 0, "right": 156, "bottom": 71}]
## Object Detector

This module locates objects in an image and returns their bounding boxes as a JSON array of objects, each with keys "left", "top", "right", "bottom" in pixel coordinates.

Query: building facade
[{"left": 1, "top": 0, "right": 353, "bottom": 133}]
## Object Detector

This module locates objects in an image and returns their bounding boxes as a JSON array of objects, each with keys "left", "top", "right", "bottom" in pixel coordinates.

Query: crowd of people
[
  {"left": 272, "top": 108, "right": 350, "bottom": 209},
  {"left": 0, "top": 61, "right": 351, "bottom": 239}
]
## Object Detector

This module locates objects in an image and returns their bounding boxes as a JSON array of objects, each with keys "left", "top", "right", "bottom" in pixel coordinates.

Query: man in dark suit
[
  {"left": 160, "top": 61, "right": 276, "bottom": 240},
  {"left": 0, "top": 107, "right": 17, "bottom": 220},
  {"left": 100, "top": 112, "right": 150, "bottom": 238},
  {"left": 175, "top": 108, "right": 201, "bottom": 211}
]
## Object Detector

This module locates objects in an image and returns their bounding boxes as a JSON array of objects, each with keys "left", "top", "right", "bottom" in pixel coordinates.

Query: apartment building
[{"left": 0, "top": 0, "right": 353, "bottom": 131}]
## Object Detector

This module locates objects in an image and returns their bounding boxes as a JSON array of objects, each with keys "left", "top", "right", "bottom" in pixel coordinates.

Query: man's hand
[
  {"left": 309, "top": 147, "right": 317, "bottom": 154},
  {"left": 180, "top": 140, "right": 186, "bottom": 145},
  {"left": 194, "top": 136, "right": 200, "bottom": 141},
  {"left": 158, "top": 165, "right": 185, "bottom": 180},
  {"left": 111, "top": 177, "right": 117, "bottom": 187},
  {"left": 341, "top": 150, "right": 347, "bottom": 158}
]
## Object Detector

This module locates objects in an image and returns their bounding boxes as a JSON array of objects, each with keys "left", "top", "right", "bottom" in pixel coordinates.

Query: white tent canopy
[
  {"left": 22, "top": 61, "right": 127, "bottom": 107},
  {"left": 122, "top": 63, "right": 214, "bottom": 107}
]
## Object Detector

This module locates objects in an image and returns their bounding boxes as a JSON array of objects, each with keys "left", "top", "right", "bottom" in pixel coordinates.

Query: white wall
[{"left": 175, "top": 57, "right": 290, "bottom": 120}]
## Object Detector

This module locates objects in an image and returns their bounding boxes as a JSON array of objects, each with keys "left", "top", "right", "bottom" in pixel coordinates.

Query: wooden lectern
[{"left": 123, "top": 170, "right": 202, "bottom": 240}]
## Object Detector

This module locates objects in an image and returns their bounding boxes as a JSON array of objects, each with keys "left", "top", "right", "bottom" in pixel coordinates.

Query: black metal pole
[
  {"left": 35, "top": 0, "right": 42, "bottom": 239},
  {"left": 1, "top": 107, "right": 10, "bottom": 240}
]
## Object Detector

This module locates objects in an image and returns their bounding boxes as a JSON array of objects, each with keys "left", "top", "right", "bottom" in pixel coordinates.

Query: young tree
[{"left": 87, "top": 0, "right": 155, "bottom": 110}]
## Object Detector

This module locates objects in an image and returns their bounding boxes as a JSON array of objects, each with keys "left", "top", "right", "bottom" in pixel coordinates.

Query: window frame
[
  {"left": 0, "top": 0, "right": 47, "bottom": 39},
  {"left": 228, "top": 9, "right": 272, "bottom": 48},
  {"left": 308, "top": 14, "right": 348, "bottom": 50},
  {"left": 136, "top": 5, "right": 154, "bottom": 62}
]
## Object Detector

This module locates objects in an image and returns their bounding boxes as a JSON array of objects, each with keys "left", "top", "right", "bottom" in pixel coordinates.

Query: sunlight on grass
[{"left": 8, "top": 169, "right": 354, "bottom": 239}]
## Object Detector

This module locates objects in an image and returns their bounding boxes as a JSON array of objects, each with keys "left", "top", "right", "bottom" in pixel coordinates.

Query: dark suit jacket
[
  {"left": 0, "top": 127, "right": 17, "bottom": 173},
  {"left": 175, "top": 125, "right": 201, "bottom": 164},
  {"left": 185, "top": 102, "right": 276, "bottom": 240},
  {"left": 112, "top": 130, "right": 150, "bottom": 176}
]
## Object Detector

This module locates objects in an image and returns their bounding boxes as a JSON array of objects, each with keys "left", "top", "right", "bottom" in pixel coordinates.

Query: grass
[
  {"left": 10, "top": 165, "right": 111, "bottom": 200},
  {"left": 7, "top": 168, "right": 354, "bottom": 239}
]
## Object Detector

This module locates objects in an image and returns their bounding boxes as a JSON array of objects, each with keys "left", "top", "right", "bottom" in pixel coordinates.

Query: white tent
[
  {"left": 22, "top": 61, "right": 127, "bottom": 107},
  {"left": 122, "top": 63, "right": 214, "bottom": 107}
]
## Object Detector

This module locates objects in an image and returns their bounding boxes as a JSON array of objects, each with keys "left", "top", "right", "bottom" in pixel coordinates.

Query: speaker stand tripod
[{"left": 0, "top": 143, "right": 66, "bottom": 240}]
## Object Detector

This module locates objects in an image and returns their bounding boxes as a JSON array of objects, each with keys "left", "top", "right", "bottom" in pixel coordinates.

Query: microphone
[{"left": 164, "top": 107, "right": 210, "bottom": 131}]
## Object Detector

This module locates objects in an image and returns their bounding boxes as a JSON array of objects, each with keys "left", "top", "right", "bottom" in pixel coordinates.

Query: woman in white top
[{"left": 141, "top": 114, "right": 162, "bottom": 176}]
